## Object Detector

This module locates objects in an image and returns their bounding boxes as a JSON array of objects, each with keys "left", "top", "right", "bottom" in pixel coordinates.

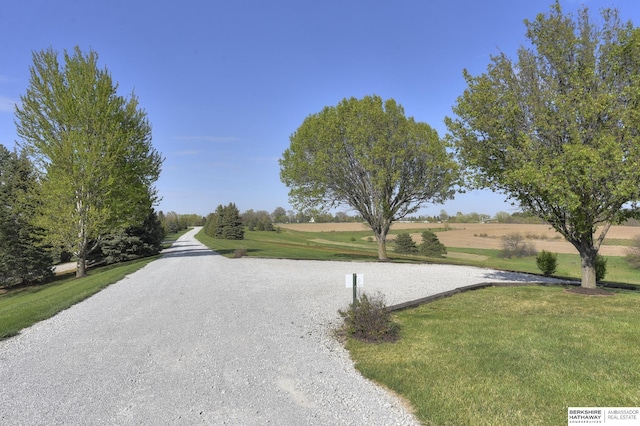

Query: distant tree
[
  {"left": 447, "top": 3, "right": 640, "bottom": 288},
  {"left": 179, "top": 213, "right": 205, "bottom": 227},
  {"left": 0, "top": 145, "right": 53, "bottom": 287},
  {"left": 161, "top": 211, "right": 183, "bottom": 234},
  {"left": 271, "top": 207, "right": 287, "bottom": 223},
  {"left": 500, "top": 233, "right": 537, "bottom": 258},
  {"left": 281, "top": 95, "right": 457, "bottom": 260},
  {"left": 15, "top": 46, "right": 162, "bottom": 278},
  {"left": 242, "top": 209, "right": 258, "bottom": 230},
  {"left": 335, "top": 211, "right": 349, "bottom": 223},
  {"left": 419, "top": 230, "right": 447, "bottom": 258},
  {"left": 394, "top": 233, "right": 418, "bottom": 254},
  {"left": 222, "top": 203, "right": 244, "bottom": 239},
  {"left": 494, "top": 211, "right": 513, "bottom": 224},
  {"left": 206, "top": 203, "right": 244, "bottom": 240}
]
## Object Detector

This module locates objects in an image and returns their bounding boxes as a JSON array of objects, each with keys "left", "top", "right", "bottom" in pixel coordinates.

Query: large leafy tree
[
  {"left": 0, "top": 144, "right": 53, "bottom": 287},
  {"left": 446, "top": 2, "right": 640, "bottom": 289},
  {"left": 15, "top": 47, "right": 163, "bottom": 277},
  {"left": 280, "top": 95, "right": 457, "bottom": 260}
]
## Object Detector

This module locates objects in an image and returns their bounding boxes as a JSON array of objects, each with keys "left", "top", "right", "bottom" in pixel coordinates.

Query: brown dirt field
[{"left": 279, "top": 222, "right": 640, "bottom": 256}]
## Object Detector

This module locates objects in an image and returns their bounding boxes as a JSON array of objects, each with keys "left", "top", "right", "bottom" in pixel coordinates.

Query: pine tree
[
  {"left": 418, "top": 230, "right": 447, "bottom": 258},
  {"left": 205, "top": 203, "right": 244, "bottom": 240},
  {"left": 99, "top": 208, "right": 164, "bottom": 264},
  {"left": 221, "top": 203, "right": 244, "bottom": 240},
  {"left": 0, "top": 145, "right": 53, "bottom": 287},
  {"left": 394, "top": 233, "right": 418, "bottom": 254}
]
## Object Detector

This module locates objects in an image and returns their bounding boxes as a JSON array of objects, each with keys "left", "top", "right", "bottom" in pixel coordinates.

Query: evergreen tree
[
  {"left": 221, "top": 203, "right": 244, "bottom": 240},
  {"left": 419, "top": 230, "right": 447, "bottom": 258},
  {"left": 0, "top": 145, "right": 53, "bottom": 287},
  {"left": 394, "top": 233, "right": 418, "bottom": 254},
  {"left": 205, "top": 203, "right": 244, "bottom": 240},
  {"left": 99, "top": 208, "right": 164, "bottom": 264}
]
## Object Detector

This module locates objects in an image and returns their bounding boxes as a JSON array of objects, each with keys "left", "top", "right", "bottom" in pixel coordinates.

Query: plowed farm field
[{"left": 279, "top": 222, "right": 639, "bottom": 257}]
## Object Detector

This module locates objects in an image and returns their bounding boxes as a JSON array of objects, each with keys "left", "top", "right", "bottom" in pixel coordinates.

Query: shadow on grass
[
  {"left": 330, "top": 253, "right": 378, "bottom": 261},
  {"left": 207, "top": 248, "right": 264, "bottom": 257}
]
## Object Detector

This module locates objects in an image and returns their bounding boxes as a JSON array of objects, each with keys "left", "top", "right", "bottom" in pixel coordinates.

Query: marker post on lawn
[{"left": 345, "top": 273, "right": 363, "bottom": 305}]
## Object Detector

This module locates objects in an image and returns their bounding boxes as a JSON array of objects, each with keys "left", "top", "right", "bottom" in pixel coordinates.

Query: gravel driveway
[{"left": 0, "top": 228, "right": 559, "bottom": 425}]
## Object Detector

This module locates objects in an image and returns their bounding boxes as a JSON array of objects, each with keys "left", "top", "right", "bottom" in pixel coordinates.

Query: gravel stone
[{"left": 0, "top": 228, "right": 561, "bottom": 425}]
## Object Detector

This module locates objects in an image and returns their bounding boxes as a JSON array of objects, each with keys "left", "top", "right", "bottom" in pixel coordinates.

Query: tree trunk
[
  {"left": 375, "top": 228, "right": 389, "bottom": 261},
  {"left": 579, "top": 250, "right": 597, "bottom": 289},
  {"left": 76, "top": 257, "right": 86, "bottom": 278}
]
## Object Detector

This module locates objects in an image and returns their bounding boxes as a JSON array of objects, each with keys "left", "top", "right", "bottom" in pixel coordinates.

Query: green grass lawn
[
  {"left": 196, "top": 228, "right": 386, "bottom": 261},
  {"left": 0, "top": 256, "right": 157, "bottom": 339},
  {"left": 346, "top": 285, "right": 640, "bottom": 425},
  {"left": 198, "top": 228, "right": 640, "bottom": 285}
]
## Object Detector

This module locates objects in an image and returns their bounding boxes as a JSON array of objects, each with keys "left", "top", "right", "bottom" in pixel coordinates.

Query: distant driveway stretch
[{"left": 0, "top": 228, "right": 559, "bottom": 425}]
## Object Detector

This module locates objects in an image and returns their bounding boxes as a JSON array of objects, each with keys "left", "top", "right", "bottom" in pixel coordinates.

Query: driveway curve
[{"left": 0, "top": 228, "right": 559, "bottom": 425}]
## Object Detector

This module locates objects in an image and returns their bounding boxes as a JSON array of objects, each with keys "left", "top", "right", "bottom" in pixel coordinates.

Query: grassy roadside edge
[{"left": 0, "top": 255, "right": 159, "bottom": 340}]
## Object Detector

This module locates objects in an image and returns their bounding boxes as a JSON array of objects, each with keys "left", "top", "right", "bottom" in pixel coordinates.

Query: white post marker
[{"left": 345, "top": 273, "right": 363, "bottom": 305}]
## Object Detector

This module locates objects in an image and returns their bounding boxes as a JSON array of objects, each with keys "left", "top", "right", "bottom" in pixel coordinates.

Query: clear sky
[{"left": 1, "top": 0, "right": 639, "bottom": 218}]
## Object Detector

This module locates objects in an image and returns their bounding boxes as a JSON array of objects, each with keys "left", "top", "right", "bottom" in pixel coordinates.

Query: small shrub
[
  {"left": 233, "top": 248, "right": 248, "bottom": 258},
  {"left": 536, "top": 250, "right": 558, "bottom": 276},
  {"left": 338, "top": 292, "right": 399, "bottom": 343},
  {"left": 595, "top": 254, "right": 607, "bottom": 282},
  {"left": 419, "top": 230, "right": 447, "bottom": 258},
  {"left": 500, "top": 232, "right": 537, "bottom": 258},
  {"left": 394, "top": 233, "right": 418, "bottom": 254}
]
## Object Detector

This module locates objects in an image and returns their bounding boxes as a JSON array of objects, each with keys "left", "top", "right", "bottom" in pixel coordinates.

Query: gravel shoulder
[{"left": 0, "top": 228, "right": 561, "bottom": 425}]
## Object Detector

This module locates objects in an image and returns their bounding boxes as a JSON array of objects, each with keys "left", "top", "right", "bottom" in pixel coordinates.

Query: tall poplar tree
[
  {"left": 447, "top": 2, "right": 640, "bottom": 289},
  {"left": 15, "top": 47, "right": 163, "bottom": 277}
]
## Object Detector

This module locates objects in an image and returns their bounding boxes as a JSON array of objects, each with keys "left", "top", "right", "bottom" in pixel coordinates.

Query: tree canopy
[
  {"left": 15, "top": 46, "right": 163, "bottom": 277},
  {"left": 446, "top": 2, "right": 640, "bottom": 288},
  {"left": 280, "top": 95, "right": 457, "bottom": 260}
]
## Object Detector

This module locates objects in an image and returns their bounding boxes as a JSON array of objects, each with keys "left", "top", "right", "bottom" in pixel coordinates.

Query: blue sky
[{"left": 1, "top": 0, "right": 639, "bottom": 218}]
